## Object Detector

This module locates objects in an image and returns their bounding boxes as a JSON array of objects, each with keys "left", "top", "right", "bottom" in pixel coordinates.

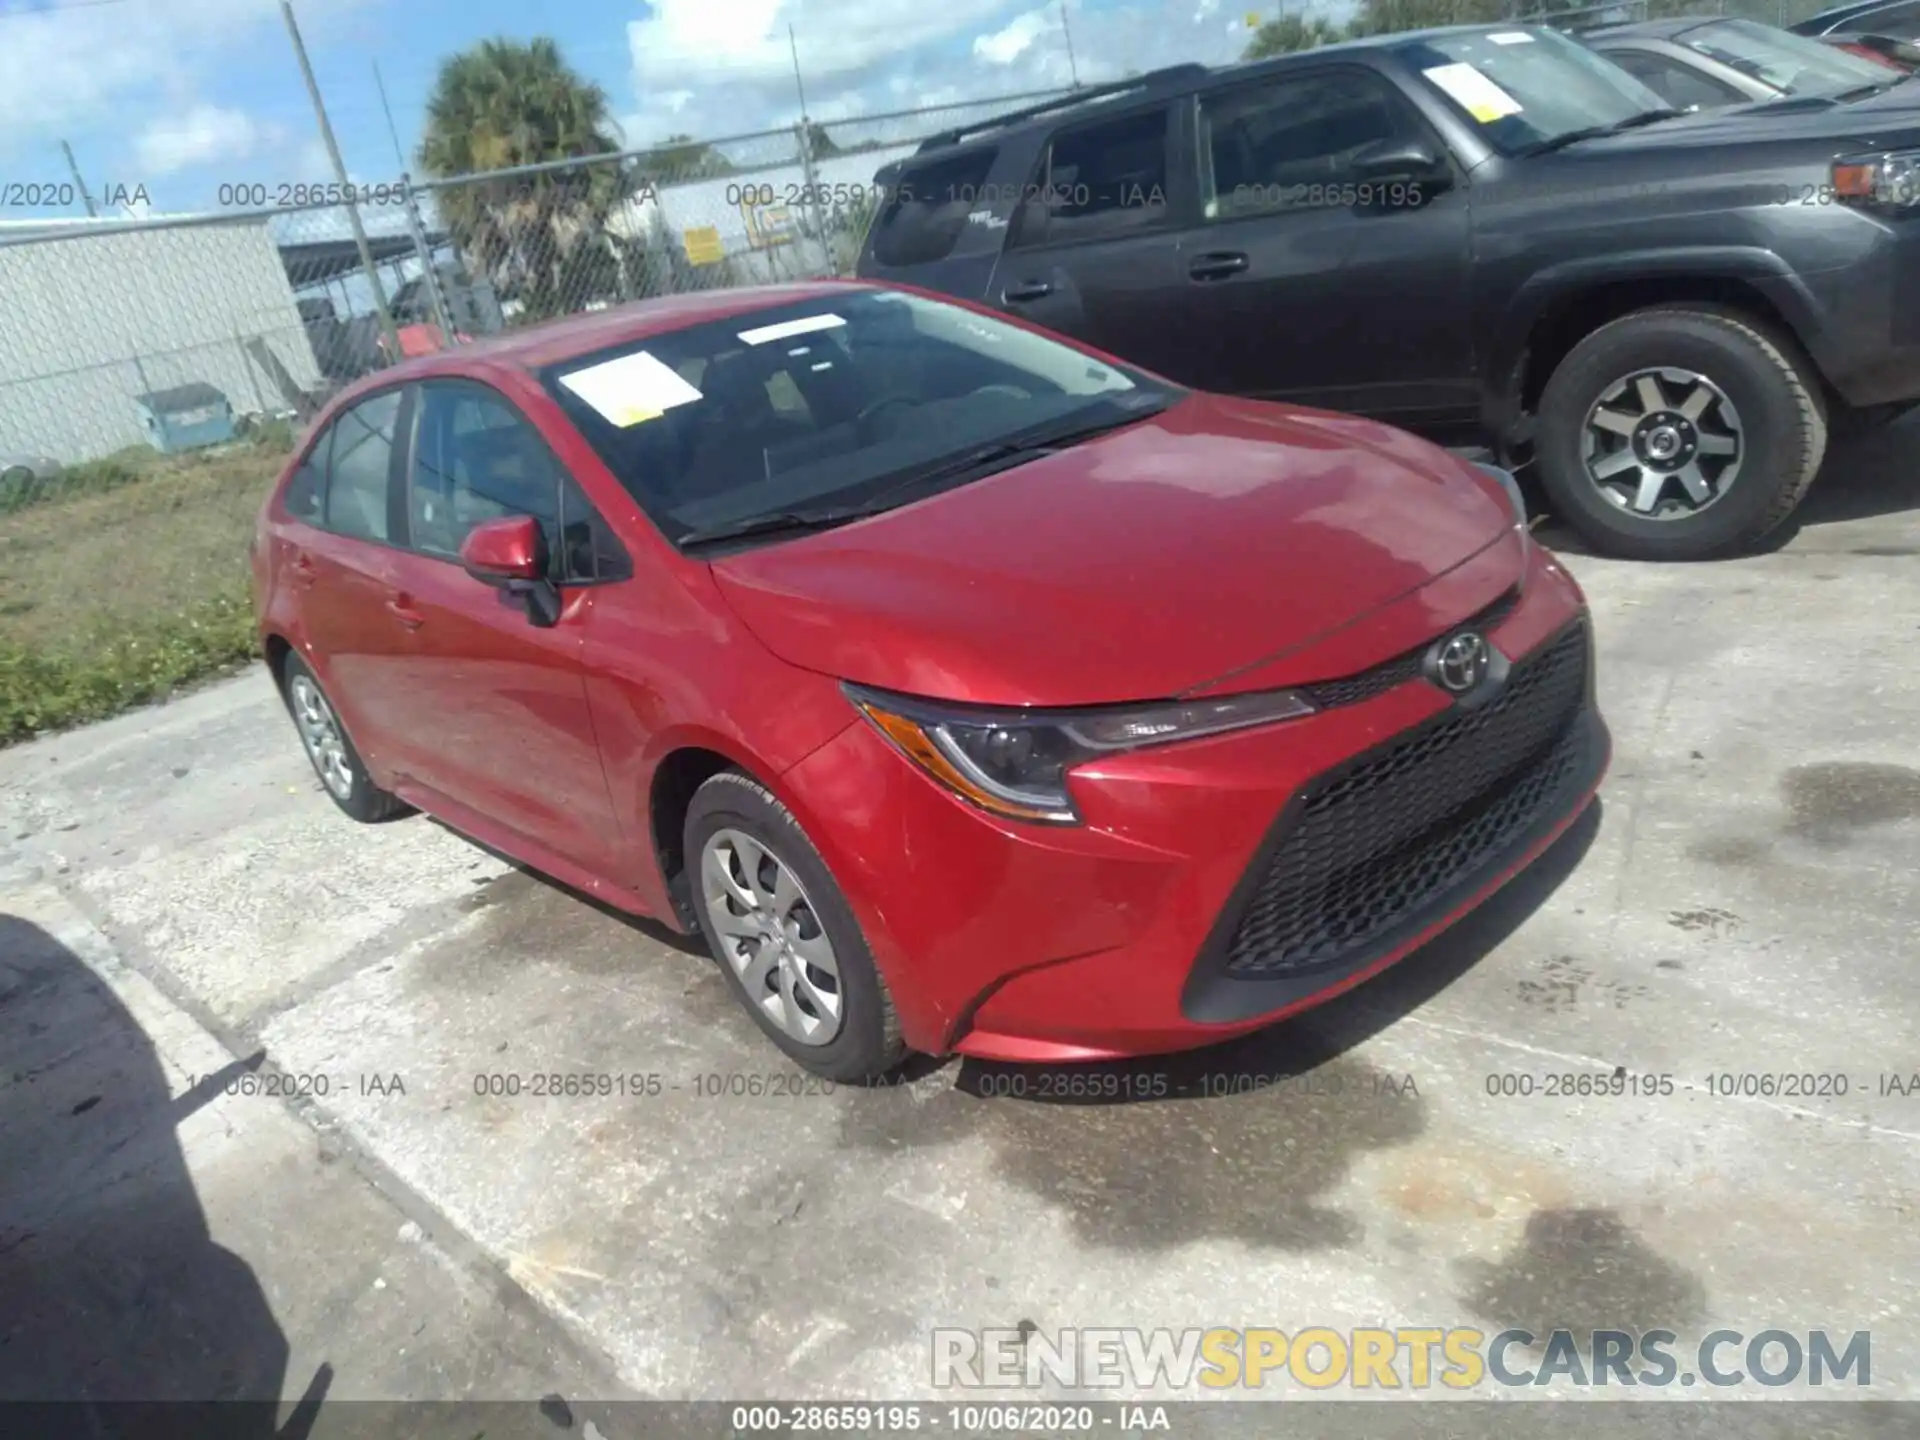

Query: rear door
[
  {"left": 1166, "top": 65, "right": 1476, "bottom": 422},
  {"left": 287, "top": 387, "right": 416, "bottom": 775},
  {"left": 383, "top": 377, "right": 629, "bottom": 875},
  {"left": 982, "top": 104, "right": 1195, "bottom": 377}
]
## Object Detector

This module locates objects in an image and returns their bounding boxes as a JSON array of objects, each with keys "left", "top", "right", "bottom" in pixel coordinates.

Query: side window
[
  {"left": 1608, "top": 52, "right": 1747, "bottom": 110},
  {"left": 1198, "top": 72, "right": 1420, "bottom": 221},
  {"left": 408, "top": 381, "right": 627, "bottom": 584},
  {"left": 323, "top": 389, "right": 403, "bottom": 543},
  {"left": 867, "top": 147, "right": 999, "bottom": 268},
  {"left": 282, "top": 425, "right": 330, "bottom": 522},
  {"left": 1010, "top": 108, "right": 1171, "bottom": 249}
]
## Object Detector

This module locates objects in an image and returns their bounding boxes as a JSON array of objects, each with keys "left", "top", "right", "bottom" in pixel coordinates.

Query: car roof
[
  {"left": 377, "top": 280, "right": 877, "bottom": 378},
  {"left": 905, "top": 23, "right": 1549, "bottom": 156}
]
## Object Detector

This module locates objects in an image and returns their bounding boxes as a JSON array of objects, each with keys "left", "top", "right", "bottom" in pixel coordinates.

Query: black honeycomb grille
[
  {"left": 1299, "top": 587, "right": 1520, "bottom": 711},
  {"left": 1223, "top": 621, "right": 1589, "bottom": 979}
]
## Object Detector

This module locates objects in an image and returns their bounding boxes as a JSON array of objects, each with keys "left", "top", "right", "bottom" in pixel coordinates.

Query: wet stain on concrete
[
  {"left": 1689, "top": 835, "right": 1769, "bottom": 868},
  {"left": 1667, "top": 907, "right": 1739, "bottom": 934},
  {"left": 1457, "top": 1207, "right": 1709, "bottom": 1340},
  {"left": 1782, "top": 762, "right": 1920, "bottom": 846},
  {"left": 837, "top": 1042, "right": 1427, "bottom": 1253},
  {"left": 1848, "top": 545, "right": 1919, "bottom": 557},
  {"left": 1516, "top": 955, "right": 1646, "bottom": 1012}
]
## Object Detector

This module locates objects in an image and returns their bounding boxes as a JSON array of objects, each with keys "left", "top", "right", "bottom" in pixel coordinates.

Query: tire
[
  {"left": 277, "top": 654, "right": 410, "bottom": 823},
  {"left": 685, "top": 770, "right": 907, "bottom": 1082},
  {"left": 1535, "top": 306, "right": 1826, "bottom": 561}
]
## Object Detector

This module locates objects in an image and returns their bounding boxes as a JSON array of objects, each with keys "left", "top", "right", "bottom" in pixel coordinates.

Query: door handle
[
  {"left": 1001, "top": 279, "right": 1054, "bottom": 303},
  {"left": 386, "top": 594, "right": 425, "bottom": 630},
  {"left": 1188, "top": 252, "right": 1249, "bottom": 281}
]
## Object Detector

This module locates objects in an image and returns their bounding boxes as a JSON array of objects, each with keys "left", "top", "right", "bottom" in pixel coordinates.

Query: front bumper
[{"left": 778, "top": 542, "right": 1608, "bottom": 1061}]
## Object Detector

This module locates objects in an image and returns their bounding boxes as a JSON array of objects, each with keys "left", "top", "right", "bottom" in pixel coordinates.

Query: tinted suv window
[
  {"left": 1199, "top": 72, "right": 1421, "bottom": 220},
  {"left": 1012, "top": 108, "right": 1171, "bottom": 248},
  {"left": 324, "top": 390, "right": 403, "bottom": 543},
  {"left": 408, "top": 380, "right": 627, "bottom": 583},
  {"left": 868, "top": 147, "right": 998, "bottom": 268}
]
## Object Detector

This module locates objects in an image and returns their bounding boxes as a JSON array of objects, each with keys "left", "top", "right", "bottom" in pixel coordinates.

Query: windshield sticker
[
  {"left": 558, "top": 351, "right": 704, "bottom": 427},
  {"left": 1422, "top": 63, "right": 1525, "bottom": 122},
  {"left": 1488, "top": 31, "right": 1535, "bottom": 43},
  {"left": 738, "top": 313, "right": 847, "bottom": 346}
]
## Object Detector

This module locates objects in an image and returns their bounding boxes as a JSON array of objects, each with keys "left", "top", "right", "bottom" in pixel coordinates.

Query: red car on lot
[{"left": 252, "top": 281, "right": 1609, "bottom": 1080}]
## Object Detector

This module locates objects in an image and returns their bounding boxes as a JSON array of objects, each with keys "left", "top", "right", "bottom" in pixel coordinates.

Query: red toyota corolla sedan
[{"left": 252, "top": 280, "right": 1609, "bottom": 1080}]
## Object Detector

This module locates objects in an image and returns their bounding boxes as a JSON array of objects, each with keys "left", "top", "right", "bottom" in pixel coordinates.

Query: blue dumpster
[{"left": 135, "top": 382, "right": 236, "bottom": 454}]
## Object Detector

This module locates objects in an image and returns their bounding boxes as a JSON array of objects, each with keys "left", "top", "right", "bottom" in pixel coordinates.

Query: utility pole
[
  {"left": 280, "top": 0, "right": 400, "bottom": 359},
  {"left": 372, "top": 58, "right": 408, "bottom": 174},
  {"left": 59, "top": 140, "right": 99, "bottom": 217},
  {"left": 1061, "top": 3, "right": 1082, "bottom": 89},
  {"left": 788, "top": 23, "right": 836, "bottom": 276}
]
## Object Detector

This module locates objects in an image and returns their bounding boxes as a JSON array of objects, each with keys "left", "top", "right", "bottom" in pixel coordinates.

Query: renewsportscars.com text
[{"left": 931, "top": 1326, "right": 1872, "bottom": 1391}]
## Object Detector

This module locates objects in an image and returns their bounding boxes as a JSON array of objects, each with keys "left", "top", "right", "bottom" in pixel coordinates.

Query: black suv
[{"left": 855, "top": 24, "right": 1920, "bottom": 560}]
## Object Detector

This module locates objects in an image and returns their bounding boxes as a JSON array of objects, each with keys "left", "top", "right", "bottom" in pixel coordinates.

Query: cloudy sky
[{"left": 0, "top": 0, "right": 1329, "bottom": 216}]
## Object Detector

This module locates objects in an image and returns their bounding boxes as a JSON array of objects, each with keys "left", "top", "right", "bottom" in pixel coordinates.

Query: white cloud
[
  {"left": 974, "top": 11, "right": 1051, "bottom": 65},
  {"left": 135, "top": 104, "right": 265, "bottom": 176},
  {"left": 623, "top": 0, "right": 1019, "bottom": 144}
]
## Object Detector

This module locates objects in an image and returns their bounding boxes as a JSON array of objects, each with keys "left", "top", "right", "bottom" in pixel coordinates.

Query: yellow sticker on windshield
[
  {"left": 558, "top": 352, "right": 702, "bottom": 428},
  {"left": 1423, "top": 62, "right": 1525, "bottom": 123}
]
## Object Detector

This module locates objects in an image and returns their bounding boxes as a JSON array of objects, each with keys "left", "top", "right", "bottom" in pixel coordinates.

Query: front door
[
  {"left": 1171, "top": 67, "right": 1476, "bottom": 423},
  {"left": 383, "top": 378, "right": 625, "bottom": 875}
]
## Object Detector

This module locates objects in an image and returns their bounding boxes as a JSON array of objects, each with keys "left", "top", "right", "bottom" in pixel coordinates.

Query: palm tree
[
  {"left": 417, "top": 38, "right": 637, "bottom": 322},
  {"left": 1244, "top": 13, "right": 1348, "bottom": 58}
]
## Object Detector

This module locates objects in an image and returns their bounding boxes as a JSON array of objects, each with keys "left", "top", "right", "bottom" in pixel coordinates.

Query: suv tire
[
  {"left": 685, "top": 770, "right": 908, "bottom": 1082},
  {"left": 1536, "top": 306, "right": 1825, "bottom": 561}
]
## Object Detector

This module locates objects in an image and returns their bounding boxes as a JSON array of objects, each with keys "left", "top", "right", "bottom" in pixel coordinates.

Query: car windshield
[
  {"left": 539, "top": 289, "right": 1179, "bottom": 548},
  {"left": 1676, "top": 17, "right": 1900, "bottom": 93},
  {"left": 1393, "top": 26, "right": 1675, "bottom": 155}
]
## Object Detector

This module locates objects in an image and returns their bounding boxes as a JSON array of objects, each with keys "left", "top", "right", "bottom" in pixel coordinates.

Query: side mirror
[
  {"left": 1349, "top": 137, "right": 1454, "bottom": 201},
  {"left": 458, "top": 515, "right": 546, "bottom": 587}
]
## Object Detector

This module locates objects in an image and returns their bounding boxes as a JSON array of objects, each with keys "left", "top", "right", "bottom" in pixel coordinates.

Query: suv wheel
[
  {"left": 685, "top": 770, "right": 907, "bottom": 1082},
  {"left": 279, "top": 655, "right": 410, "bottom": 823},
  {"left": 1536, "top": 307, "right": 1826, "bottom": 561}
]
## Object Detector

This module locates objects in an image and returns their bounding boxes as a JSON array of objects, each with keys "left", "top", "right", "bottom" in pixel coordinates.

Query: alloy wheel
[
  {"left": 700, "top": 828, "right": 844, "bottom": 1046},
  {"left": 1581, "top": 367, "right": 1743, "bottom": 520},
  {"left": 288, "top": 674, "right": 354, "bottom": 800}
]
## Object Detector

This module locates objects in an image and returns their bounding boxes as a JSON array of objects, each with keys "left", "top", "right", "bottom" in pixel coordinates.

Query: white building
[{"left": 0, "top": 216, "right": 322, "bottom": 463}]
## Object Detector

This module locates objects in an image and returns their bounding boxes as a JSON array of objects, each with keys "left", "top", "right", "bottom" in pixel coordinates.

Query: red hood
[{"left": 709, "top": 394, "right": 1515, "bottom": 708}]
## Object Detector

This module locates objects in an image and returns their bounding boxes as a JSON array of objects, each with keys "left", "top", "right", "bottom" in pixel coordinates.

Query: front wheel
[
  {"left": 1535, "top": 307, "right": 1826, "bottom": 561},
  {"left": 685, "top": 770, "right": 907, "bottom": 1082}
]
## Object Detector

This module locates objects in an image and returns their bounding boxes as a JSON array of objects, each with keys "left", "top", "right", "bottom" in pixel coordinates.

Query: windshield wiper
[
  {"left": 848, "top": 396, "right": 1176, "bottom": 514},
  {"left": 1520, "top": 107, "right": 1684, "bottom": 157},
  {"left": 678, "top": 508, "right": 872, "bottom": 549},
  {"left": 1832, "top": 78, "right": 1905, "bottom": 102},
  {"left": 678, "top": 396, "right": 1174, "bottom": 551}
]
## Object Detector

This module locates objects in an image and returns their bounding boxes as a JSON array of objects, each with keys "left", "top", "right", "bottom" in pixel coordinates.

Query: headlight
[
  {"left": 845, "top": 682, "right": 1316, "bottom": 824},
  {"left": 1833, "top": 149, "right": 1920, "bottom": 210}
]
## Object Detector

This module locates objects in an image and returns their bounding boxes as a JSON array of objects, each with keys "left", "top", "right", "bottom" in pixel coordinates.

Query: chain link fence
[{"left": 0, "top": 89, "right": 1076, "bottom": 739}]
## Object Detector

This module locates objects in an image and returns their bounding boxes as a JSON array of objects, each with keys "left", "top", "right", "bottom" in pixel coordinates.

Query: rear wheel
[
  {"left": 279, "top": 654, "right": 409, "bottom": 823},
  {"left": 685, "top": 770, "right": 906, "bottom": 1082},
  {"left": 1535, "top": 307, "right": 1825, "bottom": 561}
]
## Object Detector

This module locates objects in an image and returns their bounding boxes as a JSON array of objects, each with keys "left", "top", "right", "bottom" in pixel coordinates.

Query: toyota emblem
[{"left": 1433, "top": 631, "right": 1491, "bottom": 695}]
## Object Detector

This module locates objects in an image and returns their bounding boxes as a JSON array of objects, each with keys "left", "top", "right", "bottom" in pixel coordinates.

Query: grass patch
[{"left": 0, "top": 433, "right": 293, "bottom": 744}]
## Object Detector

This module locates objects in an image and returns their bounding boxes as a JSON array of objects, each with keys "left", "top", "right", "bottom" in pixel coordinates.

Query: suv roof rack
[{"left": 913, "top": 66, "right": 1213, "bottom": 154}]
